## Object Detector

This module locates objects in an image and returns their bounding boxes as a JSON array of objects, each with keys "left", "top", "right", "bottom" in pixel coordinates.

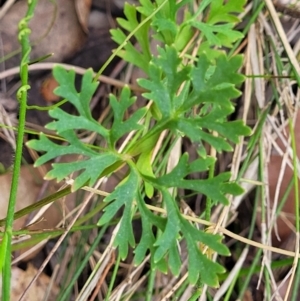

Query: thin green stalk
[
  {"left": 289, "top": 117, "right": 300, "bottom": 237},
  {"left": 289, "top": 117, "right": 300, "bottom": 301},
  {"left": 105, "top": 252, "right": 121, "bottom": 301},
  {"left": 0, "top": 186, "right": 71, "bottom": 227},
  {"left": 188, "top": 289, "right": 202, "bottom": 301},
  {"left": 238, "top": 123, "right": 266, "bottom": 299},
  {"left": 237, "top": 105, "right": 270, "bottom": 181},
  {"left": 58, "top": 225, "right": 108, "bottom": 301},
  {"left": 224, "top": 167, "right": 261, "bottom": 299},
  {"left": 237, "top": 249, "right": 261, "bottom": 299},
  {"left": 146, "top": 266, "right": 156, "bottom": 301},
  {"left": 205, "top": 161, "right": 215, "bottom": 221},
  {"left": 1, "top": 1, "right": 37, "bottom": 300},
  {"left": 238, "top": 149, "right": 295, "bottom": 299},
  {"left": 237, "top": 189, "right": 261, "bottom": 298},
  {"left": 264, "top": 268, "right": 271, "bottom": 299},
  {"left": 220, "top": 256, "right": 293, "bottom": 282},
  {"left": 223, "top": 272, "right": 238, "bottom": 301},
  {"left": 59, "top": 235, "right": 87, "bottom": 300},
  {"left": 228, "top": 2, "right": 265, "bottom": 57},
  {"left": 174, "top": 277, "right": 189, "bottom": 299},
  {"left": 291, "top": 263, "right": 300, "bottom": 301}
]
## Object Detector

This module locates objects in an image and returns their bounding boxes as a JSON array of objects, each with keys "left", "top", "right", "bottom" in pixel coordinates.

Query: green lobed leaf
[
  {"left": 138, "top": 64, "right": 172, "bottom": 119},
  {"left": 109, "top": 87, "right": 146, "bottom": 147},
  {"left": 138, "top": 46, "right": 190, "bottom": 118},
  {"left": 174, "top": 8, "right": 195, "bottom": 51},
  {"left": 153, "top": 190, "right": 181, "bottom": 263},
  {"left": 183, "top": 0, "right": 245, "bottom": 49},
  {"left": 110, "top": 2, "right": 151, "bottom": 72},
  {"left": 148, "top": 1, "right": 180, "bottom": 44},
  {"left": 47, "top": 107, "right": 108, "bottom": 138},
  {"left": 28, "top": 67, "right": 147, "bottom": 191},
  {"left": 46, "top": 153, "right": 119, "bottom": 191},
  {"left": 110, "top": 28, "right": 150, "bottom": 72},
  {"left": 207, "top": 0, "right": 246, "bottom": 24},
  {"left": 170, "top": 118, "right": 233, "bottom": 152},
  {"left": 26, "top": 0, "right": 251, "bottom": 290},
  {"left": 98, "top": 168, "right": 138, "bottom": 226},
  {"left": 114, "top": 203, "right": 136, "bottom": 259},
  {"left": 152, "top": 18, "right": 178, "bottom": 44},
  {"left": 168, "top": 242, "right": 181, "bottom": 276},
  {"left": 178, "top": 216, "right": 229, "bottom": 286},
  {"left": 180, "top": 54, "right": 244, "bottom": 112},
  {"left": 47, "top": 66, "right": 109, "bottom": 139},
  {"left": 135, "top": 186, "right": 229, "bottom": 283},
  {"left": 143, "top": 154, "right": 239, "bottom": 205},
  {"left": 53, "top": 66, "right": 98, "bottom": 119},
  {"left": 180, "top": 218, "right": 230, "bottom": 256},
  {"left": 191, "top": 22, "right": 243, "bottom": 47},
  {"left": 184, "top": 231, "right": 226, "bottom": 286},
  {"left": 119, "top": 3, "right": 151, "bottom": 58},
  {"left": 137, "top": 0, "right": 156, "bottom": 16},
  {"left": 136, "top": 150, "right": 155, "bottom": 198},
  {"left": 154, "top": 46, "right": 190, "bottom": 96},
  {"left": 134, "top": 193, "right": 166, "bottom": 265},
  {"left": 98, "top": 167, "right": 139, "bottom": 259},
  {"left": 28, "top": 131, "right": 100, "bottom": 167},
  {"left": 168, "top": 105, "right": 251, "bottom": 152},
  {"left": 28, "top": 132, "right": 120, "bottom": 191}
]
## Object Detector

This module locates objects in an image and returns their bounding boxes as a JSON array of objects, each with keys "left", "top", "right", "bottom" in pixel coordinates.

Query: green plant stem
[
  {"left": 146, "top": 267, "right": 156, "bottom": 301},
  {"left": 205, "top": 161, "right": 215, "bottom": 221},
  {"left": 224, "top": 271, "right": 238, "bottom": 301},
  {"left": 174, "top": 277, "right": 189, "bottom": 299},
  {"left": 238, "top": 105, "right": 270, "bottom": 181},
  {"left": 58, "top": 225, "right": 108, "bottom": 301},
  {"left": 1, "top": 1, "right": 37, "bottom": 299},
  {"left": 105, "top": 252, "right": 121, "bottom": 301},
  {"left": 237, "top": 119, "right": 267, "bottom": 299},
  {"left": 228, "top": 1, "right": 265, "bottom": 57},
  {"left": 0, "top": 186, "right": 71, "bottom": 227},
  {"left": 188, "top": 286, "right": 202, "bottom": 301},
  {"left": 289, "top": 117, "right": 300, "bottom": 301},
  {"left": 291, "top": 264, "right": 300, "bottom": 301},
  {"left": 264, "top": 268, "right": 271, "bottom": 299},
  {"left": 238, "top": 188, "right": 261, "bottom": 299},
  {"left": 289, "top": 117, "right": 300, "bottom": 235}
]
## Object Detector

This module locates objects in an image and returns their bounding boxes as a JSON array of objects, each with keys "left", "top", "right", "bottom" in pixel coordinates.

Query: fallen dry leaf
[
  {"left": 0, "top": 163, "right": 75, "bottom": 261},
  {"left": 9, "top": 263, "right": 59, "bottom": 301},
  {"left": 75, "top": 0, "right": 92, "bottom": 34},
  {"left": 0, "top": 166, "right": 41, "bottom": 230},
  {"left": 242, "top": 290, "right": 254, "bottom": 301},
  {"left": 0, "top": 164, "right": 70, "bottom": 230},
  {"left": 0, "top": 0, "right": 89, "bottom": 68},
  {"left": 40, "top": 76, "right": 60, "bottom": 103}
]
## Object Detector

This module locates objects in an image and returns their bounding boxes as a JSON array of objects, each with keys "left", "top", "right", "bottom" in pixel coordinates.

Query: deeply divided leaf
[
  {"left": 109, "top": 86, "right": 146, "bottom": 147},
  {"left": 98, "top": 167, "right": 139, "bottom": 259},
  {"left": 26, "top": 0, "right": 251, "bottom": 290}
]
